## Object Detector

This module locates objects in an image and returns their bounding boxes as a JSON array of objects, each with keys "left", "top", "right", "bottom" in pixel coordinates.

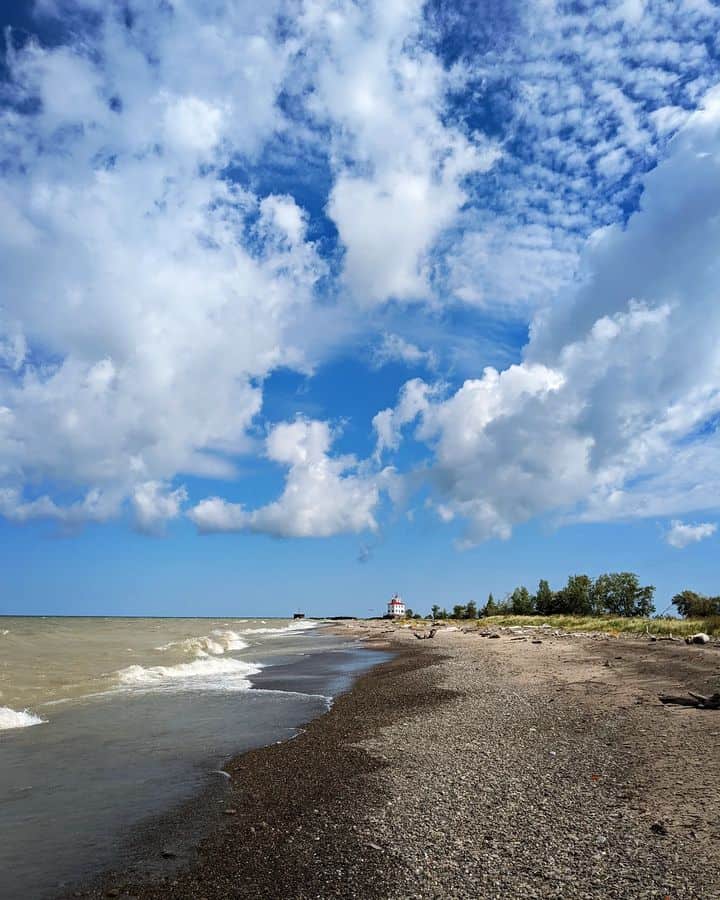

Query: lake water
[{"left": 0, "top": 617, "right": 383, "bottom": 898}]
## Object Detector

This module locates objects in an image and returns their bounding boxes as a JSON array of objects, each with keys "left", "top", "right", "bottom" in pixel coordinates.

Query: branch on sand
[{"left": 659, "top": 691, "right": 720, "bottom": 710}]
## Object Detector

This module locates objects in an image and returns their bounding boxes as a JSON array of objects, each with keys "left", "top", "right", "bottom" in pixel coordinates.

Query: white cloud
[
  {"left": 162, "top": 94, "right": 224, "bottom": 157},
  {"left": 300, "top": 0, "right": 499, "bottom": 304},
  {"left": 2, "top": 0, "right": 720, "bottom": 548},
  {"left": 372, "top": 333, "right": 437, "bottom": 371},
  {"left": 377, "top": 87, "right": 720, "bottom": 542},
  {"left": 373, "top": 378, "right": 440, "bottom": 459},
  {"left": 437, "top": 0, "right": 720, "bottom": 316},
  {"left": 446, "top": 224, "right": 579, "bottom": 313},
  {"left": 665, "top": 520, "right": 717, "bottom": 549},
  {"left": 0, "top": 486, "right": 121, "bottom": 527},
  {"left": 131, "top": 481, "right": 188, "bottom": 535},
  {"left": 0, "top": 2, "right": 325, "bottom": 526},
  {"left": 189, "top": 418, "right": 381, "bottom": 538}
]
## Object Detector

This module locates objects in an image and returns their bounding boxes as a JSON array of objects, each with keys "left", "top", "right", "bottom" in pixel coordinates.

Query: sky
[{"left": 1, "top": 0, "right": 720, "bottom": 617}]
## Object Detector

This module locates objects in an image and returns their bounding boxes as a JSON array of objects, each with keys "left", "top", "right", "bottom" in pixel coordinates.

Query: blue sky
[{"left": 1, "top": 0, "right": 720, "bottom": 616}]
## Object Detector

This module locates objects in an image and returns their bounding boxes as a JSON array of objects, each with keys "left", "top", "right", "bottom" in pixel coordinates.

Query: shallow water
[{"left": 0, "top": 618, "right": 384, "bottom": 899}]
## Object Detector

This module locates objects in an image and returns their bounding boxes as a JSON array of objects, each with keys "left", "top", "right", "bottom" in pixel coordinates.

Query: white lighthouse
[{"left": 387, "top": 593, "right": 406, "bottom": 618}]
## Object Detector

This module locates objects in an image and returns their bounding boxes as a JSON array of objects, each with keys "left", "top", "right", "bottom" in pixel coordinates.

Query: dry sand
[{"left": 70, "top": 621, "right": 720, "bottom": 899}]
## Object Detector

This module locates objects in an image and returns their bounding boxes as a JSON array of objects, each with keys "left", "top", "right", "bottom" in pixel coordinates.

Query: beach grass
[{"left": 459, "top": 614, "right": 720, "bottom": 637}]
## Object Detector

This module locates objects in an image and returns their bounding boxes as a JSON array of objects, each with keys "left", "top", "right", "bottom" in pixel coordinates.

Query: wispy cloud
[{"left": 665, "top": 520, "right": 717, "bottom": 549}]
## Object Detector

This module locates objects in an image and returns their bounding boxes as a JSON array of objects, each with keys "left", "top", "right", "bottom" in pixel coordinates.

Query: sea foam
[
  {"left": 116, "top": 656, "right": 263, "bottom": 691},
  {"left": 154, "top": 621, "right": 316, "bottom": 657},
  {"left": 0, "top": 706, "right": 46, "bottom": 731},
  {"left": 155, "top": 629, "right": 249, "bottom": 657},
  {"left": 237, "top": 620, "right": 318, "bottom": 637}
]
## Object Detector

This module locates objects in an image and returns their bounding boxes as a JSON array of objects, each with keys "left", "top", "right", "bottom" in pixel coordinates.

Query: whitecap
[
  {"left": 238, "top": 621, "right": 319, "bottom": 637},
  {"left": 0, "top": 706, "right": 46, "bottom": 731},
  {"left": 115, "top": 656, "right": 263, "bottom": 692},
  {"left": 155, "top": 629, "right": 249, "bottom": 657}
]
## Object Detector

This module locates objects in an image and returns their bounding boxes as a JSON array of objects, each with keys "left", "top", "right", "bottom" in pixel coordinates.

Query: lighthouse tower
[{"left": 387, "top": 594, "right": 406, "bottom": 618}]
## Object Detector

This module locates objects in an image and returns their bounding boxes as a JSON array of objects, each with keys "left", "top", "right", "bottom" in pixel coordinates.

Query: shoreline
[
  {"left": 65, "top": 638, "right": 439, "bottom": 899},
  {"left": 66, "top": 623, "right": 720, "bottom": 899}
]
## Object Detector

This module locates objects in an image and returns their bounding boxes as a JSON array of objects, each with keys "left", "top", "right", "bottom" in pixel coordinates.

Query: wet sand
[{"left": 64, "top": 623, "right": 720, "bottom": 899}]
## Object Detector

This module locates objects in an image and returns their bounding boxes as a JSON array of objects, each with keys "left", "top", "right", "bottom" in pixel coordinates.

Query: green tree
[
  {"left": 592, "top": 572, "right": 655, "bottom": 617},
  {"left": 465, "top": 600, "right": 478, "bottom": 619},
  {"left": 535, "top": 579, "right": 554, "bottom": 615},
  {"left": 405, "top": 607, "right": 414, "bottom": 618},
  {"left": 431, "top": 604, "right": 441, "bottom": 619},
  {"left": 554, "top": 574, "right": 593, "bottom": 615},
  {"left": 482, "top": 593, "right": 498, "bottom": 617},
  {"left": 672, "top": 590, "right": 720, "bottom": 618},
  {"left": 510, "top": 586, "right": 534, "bottom": 615},
  {"left": 451, "top": 604, "right": 467, "bottom": 619}
]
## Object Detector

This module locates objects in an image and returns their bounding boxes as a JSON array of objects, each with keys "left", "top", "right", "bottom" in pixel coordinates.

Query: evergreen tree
[
  {"left": 465, "top": 600, "right": 478, "bottom": 619},
  {"left": 535, "top": 579, "right": 554, "bottom": 615},
  {"left": 451, "top": 604, "right": 467, "bottom": 619},
  {"left": 431, "top": 604, "right": 441, "bottom": 619},
  {"left": 483, "top": 593, "right": 498, "bottom": 617}
]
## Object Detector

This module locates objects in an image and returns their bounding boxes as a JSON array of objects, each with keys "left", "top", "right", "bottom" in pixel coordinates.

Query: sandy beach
[{"left": 68, "top": 622, "right": 720, "bottom": 899}]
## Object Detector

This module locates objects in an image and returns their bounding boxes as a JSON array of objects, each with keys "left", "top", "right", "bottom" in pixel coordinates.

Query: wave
[
  {"left": 238, "top": 620, "right": 320, "bottom": 637},
  {"left": 0, "top": 629, "right": 9, "bottom": 636},
  {"left": 154, "top": 621, "right": 317, "bottom": 657},
  {"left": 0, "top": 706, "right": 46, "bottom": 731},
  {"left": 155, "top": 629, "right": 249, "bottom": 657},
  {"left": 115, "top": 656, "right": 263, "bottom": 691}
]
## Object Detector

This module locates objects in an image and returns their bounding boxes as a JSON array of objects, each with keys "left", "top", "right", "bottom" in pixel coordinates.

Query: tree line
[
  {"left": 407, "top": 575, "right": 719, "bottom": 622},
  {"left": 670, "top": 590, "right": 720, "bottom": 618},
  {"left": 427, "top": 572, "right": 656, "bottom": 619}
]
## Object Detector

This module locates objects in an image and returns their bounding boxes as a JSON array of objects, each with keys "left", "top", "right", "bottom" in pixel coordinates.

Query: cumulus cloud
[
  {"left": 0, "top": 2, "right": 326, "bottom": 527},
  {"left": 2, "top": 0, "right": 720, "bottom": 548},
  {"left": 665, "top": 520, "right": 717, "bottom": 549},
  {"left": 0, "top": 486, "right": 121, "bottom": 527},
  {"left": 0, "top": 0, "right": 501, "bottom": 534},
  {"left": 131, "top": 481, "right": 188, "bottom": 535},
  {"left": 301, "top": 0, "right": 500, "bottom": 303},
  {"left": 376, "top": 88, "right": 720, "bottom": 542},
  {"left": 189, "top": 418, "right": 381, "bottom": 538}
]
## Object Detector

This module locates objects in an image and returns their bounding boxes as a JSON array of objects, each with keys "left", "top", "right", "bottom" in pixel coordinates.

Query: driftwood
[
  {"left": 414, "top": 629, "right": 437, "bottom": 640},
  {"left": 660, "top": 691, "right": 720, "bottom": 710}
]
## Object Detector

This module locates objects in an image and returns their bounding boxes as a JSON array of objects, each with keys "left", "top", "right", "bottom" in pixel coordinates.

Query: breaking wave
[
  {"left": 116, "top": 656, "right": 263, "bottom": 691},
  {"left": 237, "top": 620, "right": 319, "bottom": 637},
  {"left": 154, "top": 621, "right": 317, "bottom": 658},
  {"left": 155, "top": 629, "right": 249, "bottom": 657},
  {"left": 0, "top": 706, "right": 46, "bottom": 731}
]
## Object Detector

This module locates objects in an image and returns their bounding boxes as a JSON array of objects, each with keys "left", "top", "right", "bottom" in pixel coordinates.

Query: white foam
[
  {"left": 0, "top": 706, "right": 46, "bottom": 731},
  {"left": 238, "top": 620, "right": 319, "bottom": 637},
  {"left": 0, "top": 629, "right": 9, "bottom": 636},
  {"left": 155, "top": 629, "right": 249, "bottom": 657},
  {"left": 115, "top": 656, "right": 263, "bottom": 691}
]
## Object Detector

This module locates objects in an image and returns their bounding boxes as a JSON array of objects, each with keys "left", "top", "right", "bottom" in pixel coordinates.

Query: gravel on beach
[{"left": 71, "top": 624, "right": 720, "bottom": 900}]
